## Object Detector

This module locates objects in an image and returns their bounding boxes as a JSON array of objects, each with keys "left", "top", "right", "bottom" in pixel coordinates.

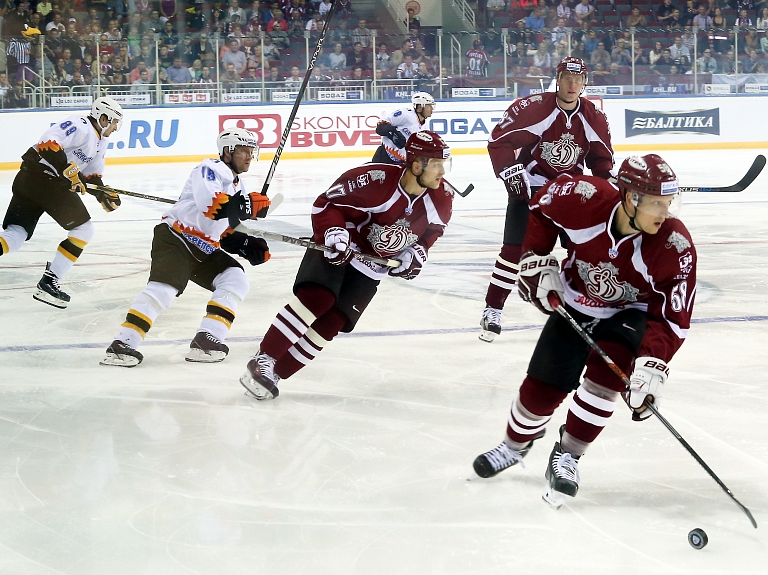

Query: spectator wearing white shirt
[{"left": 396, "top": 54, "right": 418, "bottom": 79}]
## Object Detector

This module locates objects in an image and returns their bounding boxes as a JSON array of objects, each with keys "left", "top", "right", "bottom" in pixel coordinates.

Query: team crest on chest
[
  {"left": 576, "top": 260, "right": 639, "bottom": 304},
  {"left": 367, "top": 218, "right": 418, "bottom": 256},
  {"left": 540, "top": 133, "right": 583, "bottom": 169},
  {"left": 665, "top": 231, "right": 691, "bottom": 253}
]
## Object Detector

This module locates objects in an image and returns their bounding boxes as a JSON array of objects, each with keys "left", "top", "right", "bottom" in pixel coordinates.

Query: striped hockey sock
[{"left": 485, "top": 243, "right": 522, "bottom": 309}]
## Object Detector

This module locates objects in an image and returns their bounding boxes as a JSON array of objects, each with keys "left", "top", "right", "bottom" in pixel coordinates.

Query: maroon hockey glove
[
  {"left": 388, "top": 244, "right": 428, "bottom": 280},
  {"left": 323, "top": 227, "right": 354, "bottom": 266},
  {"left": 517, "top": 250, "right": 564, "bottom": 314},
  {"left": 499, "top": 163, "right": 531, "bottom": 200}
]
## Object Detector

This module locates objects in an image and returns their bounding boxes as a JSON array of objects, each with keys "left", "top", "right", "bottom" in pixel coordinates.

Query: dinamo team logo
[
  {"left": 367, "top": 219, "right": 418, "bottom": 256},
  {"left": 576, "top": 260, "right": 639, "bottom": 304},
  {"left": 540, "top": 133, "right": 584, "bottom": 170}
]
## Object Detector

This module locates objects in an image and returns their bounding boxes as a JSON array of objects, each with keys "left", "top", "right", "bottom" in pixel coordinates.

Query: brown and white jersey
[
  {"left": 524, "top": 174, "right": 697, "bottom": 362},
  {"left": 488, "top": 92, "right": 614, "bottom": 188},
  {"left": 312, "top": 163, "right": 454, "bottom": 279}
]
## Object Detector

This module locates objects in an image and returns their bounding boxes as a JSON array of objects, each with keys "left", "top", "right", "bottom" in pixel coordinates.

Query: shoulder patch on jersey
[
  {"left": 679, "top": 252, "right": 694, "bottom": 273},
  {"left": 665, "top": 231, "right": 691, "bottom": 253},
  {"left": 529, "top": 95, "right": 543, "bottom": 103},
  {"left": 368, "top": 169, "right": 386, "bottom": 183},
  {"left": 574, "top": 180, "right": 597, "bottom": 202},
  {"left": 394, "top": 110, "right": 402, "bottom": 117}
]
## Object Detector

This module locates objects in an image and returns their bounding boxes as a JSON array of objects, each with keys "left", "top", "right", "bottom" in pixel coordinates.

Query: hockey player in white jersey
[
  {"left": 0, "top": 96, "right": 123, "bottom": 308},
  {"left": 101, "top": 128, "right": 272, "bottom": 367},
  {"left": 371, "top": 91, "right": 435, "bottom": 164}
]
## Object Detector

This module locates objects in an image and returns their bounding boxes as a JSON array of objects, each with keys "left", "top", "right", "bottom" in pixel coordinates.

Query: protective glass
[{"left": 633, "top": 191, "right": 682, "bottom": 218}]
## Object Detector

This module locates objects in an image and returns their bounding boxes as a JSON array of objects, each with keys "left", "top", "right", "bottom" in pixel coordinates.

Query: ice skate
[
  {"left": 33, "top": 262, "right": 70, "bottom": 309},
  {"left": 472, "top": 429, "right": 546, "bottom": 478},
  {"left": 100, "top": 340, "right": 143, "bottom": 367},
  {"left": 185, "top": 331, "right": 229, "bottom": 363},
  {"left": 542, "top": 430, "right": 581, "bottom": 509},
  {"left": 240, "top": 349, "right": 280, "bottom": 400},
  {"left": 479, "top": 306, "right": 502, "bottom": 342}
]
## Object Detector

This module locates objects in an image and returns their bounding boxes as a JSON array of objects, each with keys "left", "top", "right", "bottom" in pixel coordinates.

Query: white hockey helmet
[
  {"left": 411, "top": 91, "right": 435, "bottom": 108},
  {"left": 217, "top": 127, "right": 260, "bottom": 159},
  {"left": 90, "top": 96, "right": 124, "bottom": 133}
]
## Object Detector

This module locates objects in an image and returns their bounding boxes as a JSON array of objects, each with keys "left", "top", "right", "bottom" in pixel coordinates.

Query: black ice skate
[
  {"left": 186, "top": 331, "right": 229, "bottom": 363},
  {"left": 479, "top": 306, "right": 502, "bottom": 342},
  {"left": 542, "top": 427, "right": 581, "bottom": 509},
  {"left": 240, "top": 349, "right": 280, "bottom": 400},
  {"left": 33, "top": 262, "right": 71, "bottom": 309},
  {"left": 100, "top": 340, "right": 144, "bottom": 367},
  {"left": 473, "top": 429, "right": 546, "bottom": 478}
]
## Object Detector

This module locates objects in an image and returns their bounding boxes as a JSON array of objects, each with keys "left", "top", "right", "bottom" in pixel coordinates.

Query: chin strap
[{"left": 622, "top": 201, "right": 641, "bottom": 232}]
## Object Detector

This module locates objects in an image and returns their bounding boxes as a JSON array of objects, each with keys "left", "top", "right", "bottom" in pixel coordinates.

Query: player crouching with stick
[
  {"left": 101, "top": 129, "right": 270, "bottom": 367},
  {"left": 473, "top": 154, "right": 697, "bottom": 507},
  {"left": 240, "top": 131, "right": 454, "bottom": 400}
]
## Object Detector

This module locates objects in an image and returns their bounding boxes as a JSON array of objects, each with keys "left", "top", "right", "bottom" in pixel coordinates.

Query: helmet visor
[
  {"left": 423, "top": 157, "right": 452, "bottom": 177},
  {"left": 633, "top": 190, "right": 682, "bottom": 218}
]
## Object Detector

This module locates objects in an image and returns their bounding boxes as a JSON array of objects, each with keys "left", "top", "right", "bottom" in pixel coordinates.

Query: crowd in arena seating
[{"left": 1, "top": 0, "right": 767, "bottom": 108}]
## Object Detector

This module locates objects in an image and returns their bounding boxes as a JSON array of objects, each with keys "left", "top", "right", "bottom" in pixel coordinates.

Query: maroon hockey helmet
[
  {"left": 617, "top": 154, "right": 679, "bottom": 197},
  {"left": 556, "top": 57, "right": 588, "bottom": 83},
  {"left": 405, "top": 131, "right": 451, "bottom": 163}
]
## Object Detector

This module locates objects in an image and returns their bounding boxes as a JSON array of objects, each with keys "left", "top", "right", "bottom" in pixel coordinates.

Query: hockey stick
[
  {"left": 260, "top": 0, "right": 339, "bottom": 197},
  {"left": 85, "top": 184, "right": 284, "bottom": 215},
  {"left": 546, "top": 293, "right": 758, "bottom": 529},
  {"left": 234, "top": 223, "right": 400, "bottom": 268},
  {"left": 680, "top": 155, "right": 765, "bottom": 193},
  {"left": 443, "top": 179, "right": 475, "bottom": 198}
]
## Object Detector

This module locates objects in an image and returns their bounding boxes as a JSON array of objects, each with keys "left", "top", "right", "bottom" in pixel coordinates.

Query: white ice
[{"left": 0, "top": 150, "right": 766, "bottom": 574}]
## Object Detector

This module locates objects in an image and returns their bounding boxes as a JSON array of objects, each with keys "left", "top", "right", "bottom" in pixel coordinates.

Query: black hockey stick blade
[
  {"left": 680, "top": 155, "right": 766, "bottom": 193},
  {"left": 443, "top": 179, "right": 474, "bottom": 197}
]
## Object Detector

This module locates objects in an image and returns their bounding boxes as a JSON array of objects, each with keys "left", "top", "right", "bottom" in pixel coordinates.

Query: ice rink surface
[{"left": 1, "top": 149, "right": 767, "bottom": 574}]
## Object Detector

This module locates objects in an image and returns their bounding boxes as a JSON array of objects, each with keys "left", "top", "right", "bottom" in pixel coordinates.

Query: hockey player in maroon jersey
[
  {"left": 465, "top": 39, "right": 489, "bottom": 77},
  {"left": 239, "top": 131, "right": 454, "bottom": 400},
  {"left": 480, "top": 57, "right": 614, "bottom": 342},
  {"left": 472, "top": 154, "right": 697, "bottom": 504}
]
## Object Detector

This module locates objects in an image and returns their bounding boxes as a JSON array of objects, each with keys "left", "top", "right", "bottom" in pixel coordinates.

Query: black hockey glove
[
  {"left": 220, "top": 230, "right": 271, "bottom": 266},
  {"left": 499, "top": 163, "right": 531, "bottom": 200},
  {"left": 388, "top": 127, "right": 407, "bottom": 149},
  {"left": 88, "top": 187, "right": 121, "bottom": 212}
]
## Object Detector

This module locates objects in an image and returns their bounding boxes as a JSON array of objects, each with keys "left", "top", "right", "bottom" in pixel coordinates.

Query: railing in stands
[{"left": 453, "top": 0, "right": 477, "bottom": 29}]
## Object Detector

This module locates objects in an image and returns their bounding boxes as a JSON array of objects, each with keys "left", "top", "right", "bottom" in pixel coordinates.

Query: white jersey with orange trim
[
  {"left": 160, "top": 158, "right": 246, "bottom": 254},
  {"left": 378, "top": 105, "right": 425, "bottom": 162}
]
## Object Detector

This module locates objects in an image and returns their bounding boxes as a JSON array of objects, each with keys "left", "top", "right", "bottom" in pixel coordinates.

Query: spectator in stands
[
  {"left": 761, "top": 30, "right": 768, "bottom": 53},
  {"left": 240, "top": 64, "right": 263, "bottom": 84},
  {"left": 352, "top": 18, "right": 371, "bottom": 48},
  {"left": 666, "top": 8, "right": 683, "bottom": 29},
  {"left": 758, "top": 7, "right": 768, "bottom": 30},
  {"left": 736, "top": 9, "right": 753, "bottom": 29},
  {"left": 720, "top": 49, "right": 737, "bottom": 73},
  {"left": 305, "top": 11, "right": 323, "bottom": 35},
  {"left": 744, "top": 28, "right": 759, "bottom": 53},
  {"left": 328, "top": 42, "right": 347, "bottom": 70},
  {"left": 130, "top": 59, "right": 152, "bottom": 83},
  {"left": 652, "top": 48, "right": 675, "bottom": 74},
  {"left": 311, "top": 61, "right": 332, "bottom": 82},
  {"left": 166, "top": 56, "right": 192, "bottom": 85},
  {"left": 267, "top": 65, "right": 282, "bottom": 83},
  {"left": 288, "top": 9, "right": 305, "bottom": 38},
  {"left": 146, "top": 9, "right": 163, "bottom": 34},
  {"left": 669, "top": 36, "right": 690, "bottom": 61},
  {"left": 556, "top": 0, "right": 572, "bottom": 22},
  {"left": 656, "top": 0, "right": 675, "bottom": 25},
  {"left": 611, "top": 38, "right": 631, "bottom": 66},
  {"left": 410, "top": 39, "right": 428, "bottom": 65},
  {"left": 551, "top": 18, "right": 569, "bottom": 45},
  {"left": 0, "top": 71, "right": 10, "bottom": 101},
  {"left": 284, "top": 65, "right": 302, "bottom": 89},
  {"left": 331, "top": 17, "right": 353, "bottom": 49},
  {"left": 222, "top": 61, "right": 241, "bottom": 90},
  {"left": 109, "top": 69, "right": 128, "bottom": 88},
  {"left": 583, "top": 29, "right": 599, "bottom": 56},
  {"left": 177, "top": 35, "right": 195, "bottom": 66},
  {"left": 263, "top": 34, "right": 281, "bottom": 61},
  {"left": 533, "top": 44, "right": 551, "bottom": 70},
  {"left": 347, "top": 41, "right": 368, "bottom": 70},
  {"left": 483, "top": 28, "right": 503, "bottom": 57},
  {"left": 743, "top": 48, "right": 761, "bottom": 73},
  {"left": 222, "top": 38, "right": 248, "bottom": 75},
  {"left": 375, "top": 42, "right": 391, "bottom": 71},
  {"left": 571, "top": 40, "right": 588, "bottom": 60},
  {"left": 227, "top": 0, "right": 247, "bottom": 23},
  {"left": 649, "top": 40, "right": 664, "bottom": 65},
  {"left": 486, "top": 0, "right": 506, "bottom": 25},
  {"left": 632, "top": 40, "right": 649, "bottom": 66},
  {"left": 397, "top": 54, "right": 418, "bottom": 79},
  {"left": 626, "top": 6, "right": 647, "bottom": 28},
  {"left": 574, "top": 0, "right": 595, "bottom": 24},
  {"left": 194, "top": 66, "right": 213, "bottom": 84},
  {"left": 391, "top": 39, "right": 411, "bottom": 68},
  {"left": 158, "top": 44, "right": 174, "bottom": 70},
  {"left": 525, "top": 7, "right": 546, "bottom": 32},
  {"left": 318, "top": 0, "right": 333, "bottom": 16},
  {"left": 131, "top": 68, "right": 151, "bottom": 92},
  {"left": 709, "top": 8, "right": 729, "bottom": 54},
  {"left": 590, "top": 61, "right": 609, "bottom": 81},
  {"left": 6, "top": 81, "right": 28, "bottom": 107},
  {"left": 268, "top": 10, "right": 289, "bottom": 48},
  {"left": 590, "top": 41, "right": 611, "bottom": 68},
  {"left": 695, "top": 48, "right": 718, "bottom": 73}
]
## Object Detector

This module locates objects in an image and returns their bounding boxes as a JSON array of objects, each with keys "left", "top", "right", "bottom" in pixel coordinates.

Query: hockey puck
[{"left": 688, "top": 528, "right": 708, "bottom": 549}]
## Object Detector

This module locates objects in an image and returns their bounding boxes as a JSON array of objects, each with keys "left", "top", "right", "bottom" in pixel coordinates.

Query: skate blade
[
  {"left": 542, "top": 485, "right": 564, "bottom": 510},
  {"left": 185, "top": 349, "right": 227, "bottom": 363},
  {"left": 100, "top": 354, "right": 141, "bottom": 367},
  {"left": 239, "top": 372, "right": 277, "bottom": 400},
  {"left": 478, "top": 329, "right": 497, "bottom": 343},
  {"left": 33, "top": 290, "right": 68, "bottom": 309}
]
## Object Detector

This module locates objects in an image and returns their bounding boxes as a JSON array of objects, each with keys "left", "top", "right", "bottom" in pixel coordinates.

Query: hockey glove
[
  {"left": 89, "top": 187, "right": 121, "bottom": 212},
  {"left": 63, "top": 162, "right": 86, "bottom": 195},
  {"left": 388, "top": 127, "right": 407, "bottom": 149},
  {"left": 220, "top": 230, "right": 271, "bottom": 266},
  {"left": 499, "top": 163, "right": 531, "bottom": 200},
  {"left": 235, "top": 192, "right": 271, "bottom": 220},
  {"left": 388, "top": 243, "right": 427, "bottom": 280},
  {"left": 628, "top": 357, "right": 668, "bottom": 421},
  {"left": 517, "top": 250, "right": 564, "bottom": 314},
  {"left": 323, "top": 226, "right": 354, "bottom": 266}
]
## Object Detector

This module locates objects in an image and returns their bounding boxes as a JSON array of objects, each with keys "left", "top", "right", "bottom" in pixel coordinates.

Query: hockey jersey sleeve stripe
[
  {"left": 422, "top": 195, "right": 447, "bottom": 226},
  {"left": 579, "top": 113, "right": 613, "bottom": 153},
  {"left": 631, "top": 236, "right": 689, "bottom": 340},
  {"left": 35, "top": 140, "right": 64, "bottom": 153},
  {"left": 203, "top": 192, "right": 230, "bottom": 219},
  {"left": 312, "top": 190, "right": 401, "bottom": 216}
]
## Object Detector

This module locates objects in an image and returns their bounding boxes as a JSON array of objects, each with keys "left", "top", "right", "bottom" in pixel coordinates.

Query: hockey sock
[
  {"left": 49, "top": 221, "right": 95, "bottom": 279},
  {"left": 561, "top": 341, "right": 633, "bottom": 455},
  {"left": 505, "top": 376, "right": 568, "bottom": 449},
  {"left": 274, "top": 307, "right": 347, "bottom": 379},
  {"left": 0, "top": 224, "right": 26, "bottom": 255},
  {"left": 198, "top": 267, "right": 248, "bottom": 342},
  {"left": 485, "top": 243, "right": 522, "bottom": 309},
  {"left": 260, "top": 286, "right": 335, "bottom": 360},
  {"left": 115, "top": 281, "right": 177, "bottom": 349}
]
